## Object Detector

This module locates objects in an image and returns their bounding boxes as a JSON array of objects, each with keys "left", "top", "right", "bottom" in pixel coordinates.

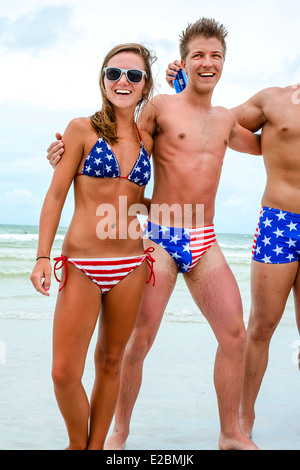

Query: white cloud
[
  {"left": 222, "top": 195, "right": 244, "bottom": 207},
  {"left": 0, "top": 5, "right": 74, "bottom": 53},
  {"left": 5, "top": 189, "right": 34, "bottom": 199}
]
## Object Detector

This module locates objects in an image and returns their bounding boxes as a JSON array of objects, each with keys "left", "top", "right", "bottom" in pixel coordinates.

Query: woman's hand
[{"left": 30, "top": 259, "right": 52, "bottom": 296}]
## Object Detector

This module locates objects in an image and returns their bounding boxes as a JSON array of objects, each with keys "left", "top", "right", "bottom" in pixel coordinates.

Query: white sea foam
[
  {"left": 219, "top": 242, "right": 252, "bottom": 250},
  {"left": 0, "top": 233, "right": 64, "bottom": 242}
]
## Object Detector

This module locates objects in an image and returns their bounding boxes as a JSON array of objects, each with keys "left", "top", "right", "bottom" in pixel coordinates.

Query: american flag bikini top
[{"left": 77, "top": 129, "right": 151, "bottom": 187}]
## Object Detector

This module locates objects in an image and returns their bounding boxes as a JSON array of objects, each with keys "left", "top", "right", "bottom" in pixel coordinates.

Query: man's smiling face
[{"left": 182, "top": 36, "right": 225, "bottom": 94}]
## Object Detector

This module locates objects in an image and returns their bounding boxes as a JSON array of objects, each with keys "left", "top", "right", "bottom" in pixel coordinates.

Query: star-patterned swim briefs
[
  {"left": 252, "top": 206, "right": 300, "bottom": 264},
  {"left": 143, "top": 220, "right": 216, "bottom": 273}
]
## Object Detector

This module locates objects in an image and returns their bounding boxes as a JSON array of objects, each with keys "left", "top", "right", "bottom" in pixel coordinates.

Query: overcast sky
[{"left": 1, "top": 0, "right": 300, "bottom": 233}]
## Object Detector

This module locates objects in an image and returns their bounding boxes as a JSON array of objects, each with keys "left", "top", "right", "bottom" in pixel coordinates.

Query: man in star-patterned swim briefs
[
  {"left": 232, "top": 84, "right": 300, "bottom": 440},
  {"left": 252, "top": 207, "right": 300, "bottom": 264}
]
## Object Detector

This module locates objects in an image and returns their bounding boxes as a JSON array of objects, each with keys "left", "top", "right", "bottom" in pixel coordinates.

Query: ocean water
[
  {"left": 0, "top": 224, "right": 299, "bottom": 450},
  {"left": 0, "top": 224, "right": 65, "bottom": 321},
  {"left": 0, "top": 224, "right": 295, "bottom": 326}
]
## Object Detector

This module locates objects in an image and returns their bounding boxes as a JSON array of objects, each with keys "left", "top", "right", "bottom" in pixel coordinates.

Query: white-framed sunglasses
[{"left": 103, "top": 67, "right": 147, "bottom": 84}]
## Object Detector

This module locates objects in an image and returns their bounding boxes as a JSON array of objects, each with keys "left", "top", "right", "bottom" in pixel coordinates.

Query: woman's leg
[
  {"left": 52, "top": 263, "right": 101, "bottom": 450},
  {"left": 88, "top": 260, "right": 148, "bottom": 450}
]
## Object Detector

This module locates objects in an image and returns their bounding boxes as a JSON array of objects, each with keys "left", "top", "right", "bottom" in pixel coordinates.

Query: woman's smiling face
[{"left": 104, "top": 52, "right": 147, "bottom": 110}]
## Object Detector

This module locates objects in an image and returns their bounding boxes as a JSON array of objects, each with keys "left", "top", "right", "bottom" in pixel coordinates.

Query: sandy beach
[
  {"left": 0, "top": 316, "right": 299, "bottom": 451},
  {"left": 0, "top": 225, "right": 299, "bottom": 450}
]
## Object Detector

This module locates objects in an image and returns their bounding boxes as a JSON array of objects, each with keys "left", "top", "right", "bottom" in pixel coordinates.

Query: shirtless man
[
  {"left": 230, "top": 86, "right": 300, "bottom": 438},
  {"left": 46, "top": 19, "right": 260, "bottom": 450},
  {"left": 167, "top": 53, "right": 300, "bottom": 440}
]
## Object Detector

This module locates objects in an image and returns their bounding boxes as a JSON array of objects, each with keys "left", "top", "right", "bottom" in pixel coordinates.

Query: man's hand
[
  {"left": 165, "top": 60, "right": 181, "bottom": 88},
  {"left": 47, "top": 132, "right": 64, "bottom": 168}
]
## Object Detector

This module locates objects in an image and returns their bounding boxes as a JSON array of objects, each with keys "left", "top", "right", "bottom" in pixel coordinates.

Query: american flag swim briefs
[
  {"left": 143, "top": 220, "right": 216, "bottom": 273},
  {"left": 252, "top": 206, "right": 300, "bottom": 264}
]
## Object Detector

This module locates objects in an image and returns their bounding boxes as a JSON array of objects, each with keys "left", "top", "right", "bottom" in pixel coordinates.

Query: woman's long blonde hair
[{"left": 90, "top": 43, "right": 156, "bottom": 145}]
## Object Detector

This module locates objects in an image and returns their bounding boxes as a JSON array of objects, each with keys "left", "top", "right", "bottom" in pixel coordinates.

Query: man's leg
[
  {"left": 104, "top": 240, "right": 179, "bottom": 450},
  {"left": 293, "top": 265, "right": 300, "bottom": 370},
  {"left": 240, "top": 260, "right": 299, "bottom": 437},
  {"left": 184, "top": 241, "right": 258, "bottom": 450}
]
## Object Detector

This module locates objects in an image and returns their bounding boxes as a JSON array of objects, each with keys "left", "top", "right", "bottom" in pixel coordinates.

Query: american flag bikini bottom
[
  {"left": 53, "top": 248, "right": 155, "bottom": 294},
  {"left": 252, "top": 206, "right": 300, "bottom": 264},
  {"left": 143, "top": 220, "right": 216, "bottom": 273}
]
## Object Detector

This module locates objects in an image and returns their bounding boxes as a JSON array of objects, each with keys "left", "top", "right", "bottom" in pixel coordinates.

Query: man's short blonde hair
[{"left": 179, "top": 18, "right": 228, "bottom": 60}]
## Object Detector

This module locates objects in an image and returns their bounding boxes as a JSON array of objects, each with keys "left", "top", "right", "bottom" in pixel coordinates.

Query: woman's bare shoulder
[{"left": 66, "top": 117, "right": 91, "bottom": 133}]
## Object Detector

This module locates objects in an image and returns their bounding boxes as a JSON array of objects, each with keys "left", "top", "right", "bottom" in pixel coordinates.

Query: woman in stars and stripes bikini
[{"left": 30, "top": 43, "right": 156, "bottom": 450}]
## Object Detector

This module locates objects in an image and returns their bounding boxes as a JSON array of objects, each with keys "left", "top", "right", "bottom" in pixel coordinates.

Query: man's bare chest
[
  {"left": 264, "top": 98, "right": 300, "bottom": 139},
  {"left": 156, "top": 114, "right": 230, "bottom": 151}
]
